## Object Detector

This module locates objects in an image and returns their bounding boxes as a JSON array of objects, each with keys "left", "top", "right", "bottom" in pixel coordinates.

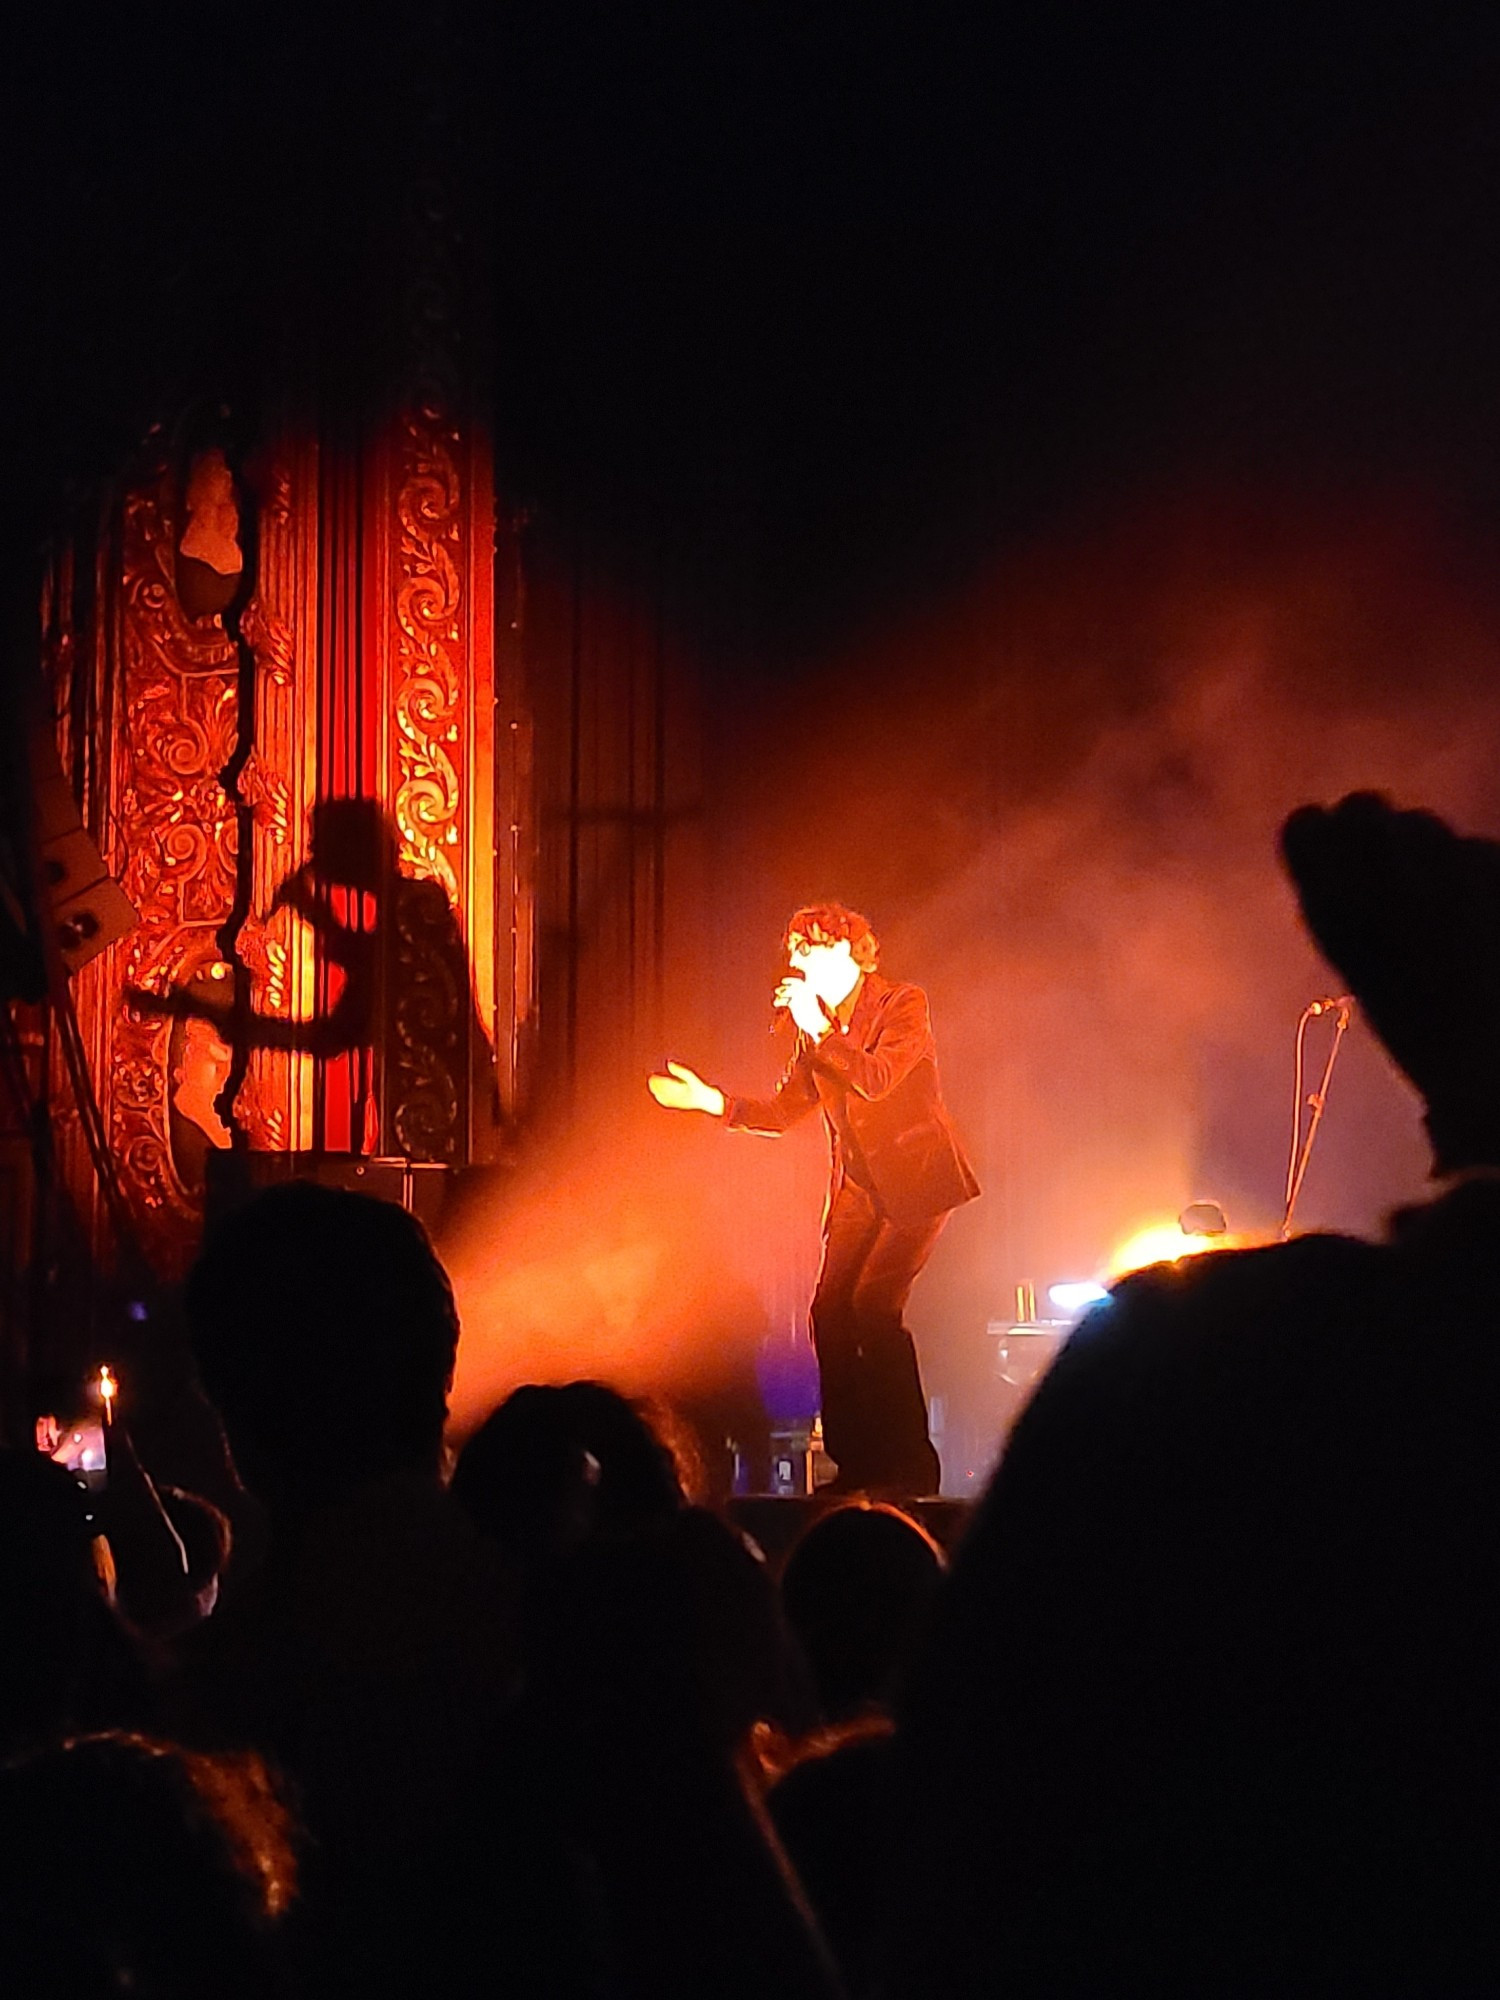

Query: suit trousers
[{"left": 810, "top": 1178, "right": 946, "bottom": 1492}]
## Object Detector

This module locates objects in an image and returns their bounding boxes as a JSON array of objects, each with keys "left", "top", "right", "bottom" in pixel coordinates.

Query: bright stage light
[
  {"left": 1107, "top": 1217, "right": 1233, "bottom": 1281},
  {"left": 1047, "top": 1280, "right": 1109, "bottom": 1316}
]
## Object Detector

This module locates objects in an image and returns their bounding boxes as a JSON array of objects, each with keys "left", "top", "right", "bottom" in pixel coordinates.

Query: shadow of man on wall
[{"left": 131, "top": 796, "right": 501, "bottom": 1164}]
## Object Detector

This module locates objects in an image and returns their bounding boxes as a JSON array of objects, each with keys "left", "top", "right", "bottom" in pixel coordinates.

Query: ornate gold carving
[
  {"left": 237, "top": 745, "right": 293, "bottom": 846},
  {"left": 260, "top": 457, "right": 294, "bottom": 524},
  {"left": 240, "top": 428, "right": 317, "bottom": 1152},
  {"left": 392, "top": 416, "right": 463, "bottom": 901},
  {"left": 239, "top": 595, "right": 295, "bottom": 689},
  {"left": 389, "top": 876, "right": 464, "bottom": 1160},
  {"left": 107, "top": 471, "right": 241, "bottom": 1262},
  {"left": 40, "top": 114, "right": 503, "bottom": 1250},
  {"left": 379, "top": 152, "right": 499, "bottom": 1163},
  {"left": 233, "top": 911, "right": 290, "bottom": 1016}
]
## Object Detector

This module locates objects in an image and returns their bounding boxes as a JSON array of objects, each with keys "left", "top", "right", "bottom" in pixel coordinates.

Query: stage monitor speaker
[
  {"left": 26, "top": 726, "right": 138, "bottom": 978},
  {"left": 205, "top": 1151, "right": 453, "bottom": 1236},
  {"left": 43, "top": 837, "right": 138, "bottom": 975}
]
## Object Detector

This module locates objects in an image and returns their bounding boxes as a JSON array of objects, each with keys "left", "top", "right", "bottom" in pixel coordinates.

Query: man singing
[{"left": 649, "top": 903, "right": 978, "bottom": 1496}]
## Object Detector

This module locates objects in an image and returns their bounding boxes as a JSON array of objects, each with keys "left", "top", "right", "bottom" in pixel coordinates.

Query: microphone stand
[{"left": 1281, "top": 998, "right": 1354, "bottom": 1239}]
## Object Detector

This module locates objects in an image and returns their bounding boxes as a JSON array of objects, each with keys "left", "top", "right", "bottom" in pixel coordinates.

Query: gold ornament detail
[
  {"left": 240, "top": 595, "right": 295, "bottom": 688},
  {"left": 392, "top": 414, "right": 463, "bottom": 901},
  {"left": 237, "top": 745, "right": 293, "bottom": 847},
  {"left": 108, "top": 471, "right": 240, "bottom": 1259}
]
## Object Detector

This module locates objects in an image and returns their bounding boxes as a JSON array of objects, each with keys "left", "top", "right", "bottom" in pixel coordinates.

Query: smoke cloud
[{"left": 446, "top": 482, "right": 1500, "bottom": 1472}]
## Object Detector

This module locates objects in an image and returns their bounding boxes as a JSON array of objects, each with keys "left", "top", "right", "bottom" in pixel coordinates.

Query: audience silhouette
[
  {"left": 0, "top": 1731, "right": 297, "bottom": 2000},
  {"left": 451, "top": 1378, "right": 690, "bottom": 1576},
  {"left": 8, "top": 790, "right": 1500, "bottom": 1999},
  {"left": 770, "top": 1501, "right": 946, "bottom": 1997},
  {"left": 888, "top": 794, "right": 1500, "bottom": 1998},
  {"left": 780, "top": 1499, "right": 945, "bottom": 1724},
  {"left": 174, "top": 1180, "right": 515, "bottom": 1996},
  {"left": 0, "top": 1448, "right": 152, "bottom": 1758}
]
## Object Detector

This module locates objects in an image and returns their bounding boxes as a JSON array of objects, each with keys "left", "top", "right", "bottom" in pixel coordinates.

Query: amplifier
[{"left": 205, "top": 1152, "right": 452, "bottom": 1235}]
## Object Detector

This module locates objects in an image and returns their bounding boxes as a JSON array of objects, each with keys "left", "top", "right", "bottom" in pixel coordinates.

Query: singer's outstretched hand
[{"left": 648, "top": 1060, "right": 726, "bottom": 1117}]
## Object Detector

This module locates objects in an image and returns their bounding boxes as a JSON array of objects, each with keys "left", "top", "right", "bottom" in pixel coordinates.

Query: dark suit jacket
[{"left": 726, "top": 973, "right": 980, "bottom": 1225}]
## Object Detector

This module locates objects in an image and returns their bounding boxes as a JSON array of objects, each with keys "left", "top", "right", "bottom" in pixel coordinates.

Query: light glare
[
  {"left": 1047, "top": 1280, "right": 1110, "bottom": 1315},
  {"left": 1107, "top": 1220, "right": 1226, "bottom": 1280}
]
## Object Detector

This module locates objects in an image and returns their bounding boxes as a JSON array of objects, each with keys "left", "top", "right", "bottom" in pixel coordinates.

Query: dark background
[{"left": 11, "top": 3, "right": 1498, "bottom": 645}]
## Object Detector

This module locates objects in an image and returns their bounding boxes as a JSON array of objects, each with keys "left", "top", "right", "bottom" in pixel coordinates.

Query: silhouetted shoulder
[
  {"left": 1039, "top": 1229, "right": 1388, "bottom": 1398},
  {"left": 1097, "top": 1228, "right": 1385, "bottom": 1339}
]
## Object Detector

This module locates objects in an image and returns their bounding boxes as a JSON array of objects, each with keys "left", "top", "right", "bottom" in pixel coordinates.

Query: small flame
[{"left": 98, "top": 1365, "right": 117, "bottom": 1424}]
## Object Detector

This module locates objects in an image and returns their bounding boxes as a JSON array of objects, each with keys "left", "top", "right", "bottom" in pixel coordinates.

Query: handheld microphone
[{"left": 771, "top": 969, "right": 806, "bottom": 1033}]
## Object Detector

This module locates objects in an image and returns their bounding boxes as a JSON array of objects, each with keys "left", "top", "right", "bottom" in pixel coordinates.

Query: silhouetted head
[
  {"left": 539, "top": 1508, "right": 803, "bottom": 1766},
  {"left": 781, "top": 1501, "right": 946, "bottom": 1720},
  {"left": 0, "top": 1732, "right": 296, "bottom": 2000},
  {"left": 307, "top": 797, "right": 397, "bottom": 891},
  {"left": 890, "top": 1179, "right": 1500, "bottom": 1996},
  {"left": 186, "top": 1182, "right": 459, "bottom": 1511},
  {"left": 451, "top": 1380, "right": 687, "bottom": 1569}
]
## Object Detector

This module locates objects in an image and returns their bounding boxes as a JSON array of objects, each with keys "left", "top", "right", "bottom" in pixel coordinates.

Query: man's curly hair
[{"left": 784, "top": 903, "right": 880, "bottom": 973}]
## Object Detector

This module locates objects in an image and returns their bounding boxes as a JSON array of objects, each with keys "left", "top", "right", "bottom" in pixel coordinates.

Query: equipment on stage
[
  {"left": 768, "top": 1415, "right": 836, "bottom": 1498},
  {"left": 13, "top": 719, "right": 137, "bottom": 994},
  {"left": 205, "top": 1151, "right": 453, "bottom": 1234},
  {"left": 988, "top": 1316, "right": 1067, "bottom": 1406},
  {"left": 937, "top": 1309, "right": 1069, "bottom": 1491},
  {"left": 1282, "top": 994, "right": 1355, "bottom": 1237}
]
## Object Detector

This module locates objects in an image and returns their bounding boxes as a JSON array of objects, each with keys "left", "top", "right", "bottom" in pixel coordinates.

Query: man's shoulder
[
  {"left": 851, "top": 976, "right": 934, "bottom": 1048},
  {"left": 1102, "top": 1231, "right": 1385, "bottom": 1336},
  {"left": 1102, "top": 1181, "right": 1500, "bottom": 1335},
  {"left": 998, "top": 1232, "right": 1396, "bottom": 1469},
  {"left": 866, "top": 974, "right": 927, "bottom": 1010},
  {"left": 1048, "top": 1232, "right": 1390, "bottom": 1392},
  {"left": 1120, "top": 1230, "right": 1380, "bottom": 1304}
]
